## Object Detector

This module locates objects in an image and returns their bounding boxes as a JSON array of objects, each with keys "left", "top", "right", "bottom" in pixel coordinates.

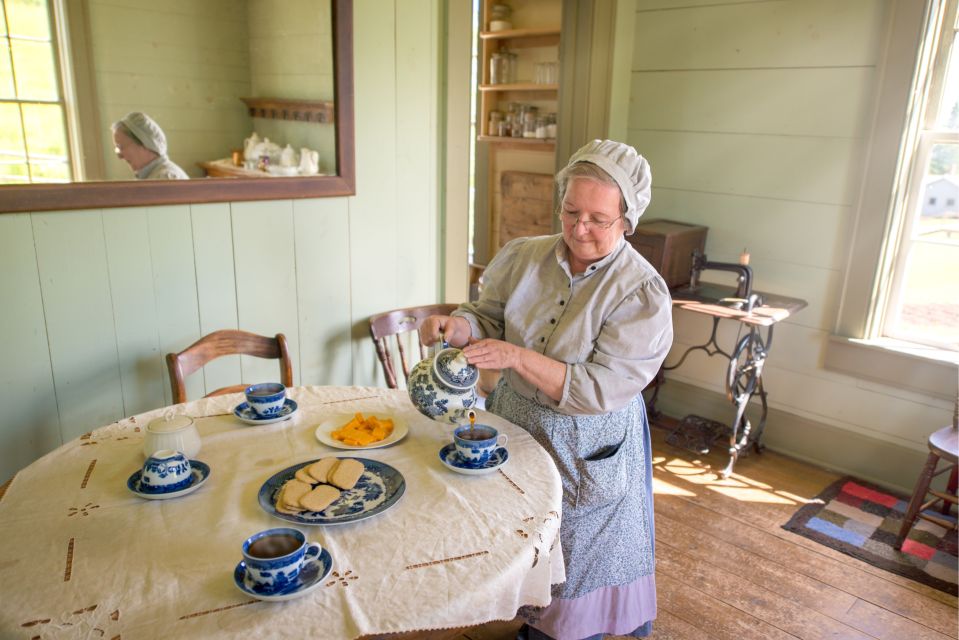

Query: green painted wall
[
  {"left": 247, "top": 0, "right": 337, "bottom": 173},
  {"left": 627, "top": 0, "right": 953, "bottom": 489},
  {"left": 87, "top": 0, "right": 253, "bottom": 179},
  {"left": 0, "top": 0, "right": 443, "bottom": 483}
]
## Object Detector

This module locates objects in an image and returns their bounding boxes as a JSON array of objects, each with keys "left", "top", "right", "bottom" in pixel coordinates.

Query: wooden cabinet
[{"left": 476, "top": 0, "right": 562, "bottom": 259}]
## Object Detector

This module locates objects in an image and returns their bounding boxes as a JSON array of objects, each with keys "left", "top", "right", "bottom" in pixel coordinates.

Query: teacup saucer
[
  {"left": 233, "top": 547, "right": 333, "bottom": 602},
  {"left": 127, "top": 460, "right": 210, "bottom": 500},
  {"left": 439, "top": 443, "right": 508, "bottom": 476},
  {"left": 234, "top": 399, "right": 298, "bottom": 425}
]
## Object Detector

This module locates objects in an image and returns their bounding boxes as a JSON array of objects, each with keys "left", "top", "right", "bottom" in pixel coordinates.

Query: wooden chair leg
[
  {"left": 943, "top": 464, "right": 958, "bottom": 516},
  {"left": 896, "top": 451, "right": 940, "bottom": 549}
]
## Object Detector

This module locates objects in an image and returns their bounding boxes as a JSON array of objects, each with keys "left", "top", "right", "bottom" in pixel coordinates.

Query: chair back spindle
[{"left": 369, "top": 304, "right": 459, "bottom": 389}]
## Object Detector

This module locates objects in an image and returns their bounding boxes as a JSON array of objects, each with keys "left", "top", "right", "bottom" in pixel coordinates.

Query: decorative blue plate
[
  {"left": 439, "top": 443, "right": 509, "bottom": 476},
  {"left": 233, "top": 547, "right": 333, "bottom": 602},
  {"left": 258, "top": 457, "right": 406, "bottom": 525},
  {"left": 234, "top": 399, "right": 298, "bottom": 425},
  {"left": 127, "top": 461, "right": 211, "bottom": 500}
]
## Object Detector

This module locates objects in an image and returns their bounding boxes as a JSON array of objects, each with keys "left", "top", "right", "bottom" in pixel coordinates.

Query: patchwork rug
[{"left": 782, "top": 476, "right": 957, "bottom": 596}]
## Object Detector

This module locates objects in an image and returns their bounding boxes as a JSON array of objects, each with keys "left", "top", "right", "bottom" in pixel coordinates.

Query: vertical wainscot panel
[
  {"left": 0, "top": 214, "right": 61, "bottom": 482},
  {"left": 351, "top": 0, "right": 400, "bottom": 386},
  {"left": 147, "top": 205, "right": 203, "bottom": 404},
  {"left": 102, "top": 208, "right": 167, "bottom": 416},
  {"left": 231, "top": 200, "right": 300, "bottom": 385},
  {"left": 32, "top": 210, "right": 124, "bottom": 440},
  {"left": 190, "top": 202, "right": 241, "bottom": 394},
  {"left": 293, "top": 198, "right": 353, "bottom": 385},
  {"left": 394, "top": 0, "right": 440, "bottom": 307}
]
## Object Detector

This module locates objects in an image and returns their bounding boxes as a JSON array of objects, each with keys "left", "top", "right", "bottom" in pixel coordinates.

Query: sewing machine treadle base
[{"left": 664, "top": 414, "right": 764, "bottom": 459}]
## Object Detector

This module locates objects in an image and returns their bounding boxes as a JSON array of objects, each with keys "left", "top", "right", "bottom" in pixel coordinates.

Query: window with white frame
[
  {"left": 0, "top": 0, "right": 71, "bottom": 184},
  {"left": 878, "top": 1, "right": 959, "bottom": 351}
]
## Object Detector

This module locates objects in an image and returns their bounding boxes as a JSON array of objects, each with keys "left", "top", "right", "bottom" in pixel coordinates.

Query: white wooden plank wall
[
  {"left": 628, "top": 0, "right": 948, "bottom": 456},
  {"left": 0, "top": 1, "right": 445, "bottom": 483}
]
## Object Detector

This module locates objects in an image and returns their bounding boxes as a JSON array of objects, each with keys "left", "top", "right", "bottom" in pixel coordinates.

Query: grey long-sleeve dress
[{"left": 453, "top": 233, "right": 673, "bottom": 639}]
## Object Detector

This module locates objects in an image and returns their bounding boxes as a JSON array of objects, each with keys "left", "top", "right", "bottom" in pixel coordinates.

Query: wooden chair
[
  {"left": 369, "top": 304, "right": 458, "bottom": 389},
  {"left": 166, "top": 330, "right": 293, "bottom": 404},
  {"left": 895, "top": 391, "right": 959, "bottom": 549}
]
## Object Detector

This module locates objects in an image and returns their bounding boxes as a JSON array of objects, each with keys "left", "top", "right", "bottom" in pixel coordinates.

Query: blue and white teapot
[{"left": 408, "top": 342, "right": 479, "bottom": 424}]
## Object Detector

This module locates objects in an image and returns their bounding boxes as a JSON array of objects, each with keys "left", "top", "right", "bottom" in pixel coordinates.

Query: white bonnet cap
[
  {"left": 115, "top": 112, "right": 168, "bottom": 156},
  {"left": 566, "top": 139, "right": 651, "bottom": 234}
]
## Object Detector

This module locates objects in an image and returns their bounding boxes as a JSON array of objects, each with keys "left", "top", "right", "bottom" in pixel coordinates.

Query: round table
[{"left": 0, "top": 386, "right": 564, "bottom": 638}]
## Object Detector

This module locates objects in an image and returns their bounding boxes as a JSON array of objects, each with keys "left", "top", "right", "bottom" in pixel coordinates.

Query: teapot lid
[{"left": 433, "top": 346, "right": 479, "bottom": 390}]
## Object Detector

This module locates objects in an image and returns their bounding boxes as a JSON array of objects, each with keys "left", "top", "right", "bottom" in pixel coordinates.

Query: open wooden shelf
[
  {"left": 477, "top": 135, "right": 555, "bottom": 150},
  {"left": 478, "top": 83, "right": 559, "bottom": 92},
  {"left": 479, "top": 26, "right": 561, "bottom": 46},
  {"left": 240, "top": 97, "right": 334, "bottom": 123}
]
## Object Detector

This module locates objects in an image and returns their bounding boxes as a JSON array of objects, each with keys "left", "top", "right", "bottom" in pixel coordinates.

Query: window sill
[{"left": 824, "top": 335, "right": 958, "bottom": 401}]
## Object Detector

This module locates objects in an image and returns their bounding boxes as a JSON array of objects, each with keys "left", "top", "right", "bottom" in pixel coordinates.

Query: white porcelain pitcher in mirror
[{"left": 408, "top": 342, "right": 479, "bottom": 424}]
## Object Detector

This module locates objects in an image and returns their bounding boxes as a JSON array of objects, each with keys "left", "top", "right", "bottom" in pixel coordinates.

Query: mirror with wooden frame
[{"left": 0, "top": 0, "right": 354, "bottom": 213}]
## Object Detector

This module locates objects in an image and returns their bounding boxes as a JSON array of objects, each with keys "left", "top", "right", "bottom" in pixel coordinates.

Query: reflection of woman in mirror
[{"left": 111, "top": 112, "right": 189, "bottom": 180}]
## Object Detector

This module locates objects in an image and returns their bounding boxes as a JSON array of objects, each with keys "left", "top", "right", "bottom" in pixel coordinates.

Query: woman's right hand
[{"left": 419, "top": 315, "right": 471, "bottom": 348}]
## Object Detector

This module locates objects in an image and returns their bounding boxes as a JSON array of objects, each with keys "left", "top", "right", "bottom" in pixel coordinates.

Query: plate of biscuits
[{"left": 258, "top": 456, "right": 406, "bottom": 525}]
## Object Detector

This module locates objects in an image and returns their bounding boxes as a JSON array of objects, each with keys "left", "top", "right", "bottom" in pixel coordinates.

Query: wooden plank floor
[{"left": 453, "top": 417, "right": 959, "bottom": 640}]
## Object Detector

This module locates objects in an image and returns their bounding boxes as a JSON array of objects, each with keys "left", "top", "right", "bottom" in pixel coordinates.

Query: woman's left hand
[{"left": 462, "top": 338, "right": 521, "bottom": 370}]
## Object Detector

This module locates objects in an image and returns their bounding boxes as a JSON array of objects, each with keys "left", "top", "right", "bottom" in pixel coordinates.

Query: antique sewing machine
[{"left": 649, "top": 247, "right": 806, "bottom": 478}]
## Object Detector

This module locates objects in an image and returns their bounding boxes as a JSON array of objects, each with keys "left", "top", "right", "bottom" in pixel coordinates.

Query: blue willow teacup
[
  {"left": 242, "top": 528, "right": 322, "bottom": 594},
  {"left": 138, "top": 449, "right": 192, "bottom": 494},
  {"left": 245, "top": 382, "right": 287, "bottom": 417},
  {"left": 453, "top": 424, "right": 508, "bottom": 468}
]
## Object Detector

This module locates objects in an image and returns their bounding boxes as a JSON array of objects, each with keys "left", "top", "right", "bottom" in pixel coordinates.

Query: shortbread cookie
[
  {"left": 294, "top": 467, "right": 316, "bottom": 485},
  {"left": 328, "top": 458, "right": 364, "bottom": 490},
  {"left": 276, "top": 500, "right": 305, "bottom": 515},
  {"left": 307, "top": 457, "right": 338, "bottom": 483},
  {"left": 278, "top": 478, "right": 311, "bottom": 510},
  {"left": 300, "top": 484, "right": 341, "bottom": 513}
]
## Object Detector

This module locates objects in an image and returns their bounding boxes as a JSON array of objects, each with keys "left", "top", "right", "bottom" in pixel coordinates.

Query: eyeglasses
[{"left": 558, "top": 211, "right": 623, "bottom": 231}]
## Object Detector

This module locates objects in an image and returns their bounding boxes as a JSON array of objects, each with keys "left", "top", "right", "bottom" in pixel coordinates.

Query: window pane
[
  {"left": 937, "top": 28, "right": 959, "bottom": 128},
  {"left": 890, "top": 240, "right": 959, "bottom": 348},
  {"left": 0, "top": 37, "right": 14, "bottom": 98},
  {"left": 10, "top": 39, "right": 57, "bottom": 99},
  {"left": 21, "top": 102, "right": 67, "bottom": 162},
  {"left": 6, "top": 0, "right": 51, "bottom": 40},
  {"left": 0, "top": 102, "right": 25, "bottom": 155},
  {"left": 896, "top": 141, "right": 959, "bottom": 347},
  {"left": 0, "top": 158, "right": 30, "bottom": 183},
  {"left": 29, "top": 159, "right": 68, "bottom": 182}
]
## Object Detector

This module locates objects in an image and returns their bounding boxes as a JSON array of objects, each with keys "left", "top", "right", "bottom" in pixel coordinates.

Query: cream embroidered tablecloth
[{"left": 0, "top": 386, "right": 564, "bottom": 638}]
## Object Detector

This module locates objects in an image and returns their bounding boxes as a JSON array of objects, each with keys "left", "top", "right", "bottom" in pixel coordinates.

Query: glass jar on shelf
[
  {"left": 488, "top": 111, "right": 503, "bottom": 137},
  {"left": 523, "top": 107, "right": 539, "bottom": 138},
  {"left": 547, "top": 113, "right": 557, "bottom": 138},
  {"left": 501, "top": 49, "right": 518, "bottom": 84},
  {"left": 490, "top": 52, "right": 507, "bottom": 85}
]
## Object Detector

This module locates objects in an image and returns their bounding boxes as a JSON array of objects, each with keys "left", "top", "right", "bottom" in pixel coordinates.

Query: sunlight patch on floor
[
  {"left": 652, "top": 475, "right": 697, "bottom": 497},
  {"left": 654, "top": 457, "right": 800, "bottom": 505},
  {"left": 706, "top": 484, "right": 798, "bottom": 504}
]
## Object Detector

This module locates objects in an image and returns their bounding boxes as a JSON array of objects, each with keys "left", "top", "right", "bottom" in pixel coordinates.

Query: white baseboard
[{"left": 649, "top": 379, "right": 932, "bottom": 495}]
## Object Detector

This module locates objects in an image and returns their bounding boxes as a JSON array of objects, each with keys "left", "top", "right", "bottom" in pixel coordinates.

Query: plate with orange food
[{"left": 314, "top": 412, "right": 409, "bottom": 450}]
